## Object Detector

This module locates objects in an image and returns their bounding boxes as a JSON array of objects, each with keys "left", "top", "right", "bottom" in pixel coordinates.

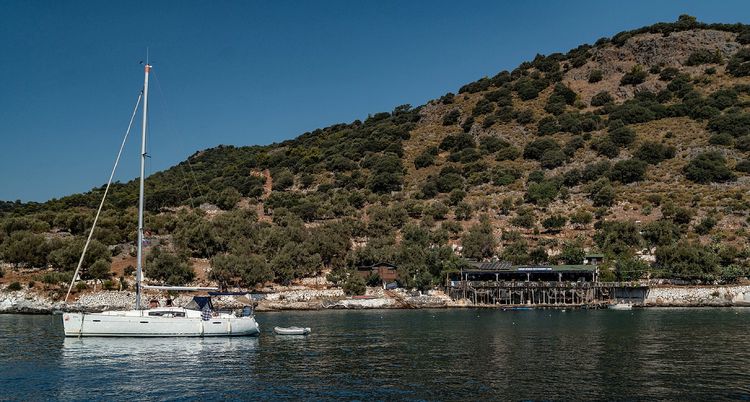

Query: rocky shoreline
[{"left": 1, "top": 285, "right": 750, "bottom": 314}]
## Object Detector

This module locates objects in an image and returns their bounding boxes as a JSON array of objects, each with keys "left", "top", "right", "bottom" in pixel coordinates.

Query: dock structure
[{"left": 446, "top": 261, "right": 648, "bottom": 307}]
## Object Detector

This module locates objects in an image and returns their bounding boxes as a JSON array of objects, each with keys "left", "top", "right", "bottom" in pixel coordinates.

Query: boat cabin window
[{"left": 148, "top": 311, "right": 185, "bottom": 317}]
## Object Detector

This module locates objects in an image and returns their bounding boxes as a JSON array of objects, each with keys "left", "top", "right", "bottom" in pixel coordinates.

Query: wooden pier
[{"left": 446, "top": 281, "right": 648, "bottom": 307}]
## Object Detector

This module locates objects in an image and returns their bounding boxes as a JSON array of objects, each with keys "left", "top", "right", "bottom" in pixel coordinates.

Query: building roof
[
  {"left": 357, "top": 262, "right": 398, "bottom": 270},
  {"left": 463, "top": 260, "right": 596, "bottom": 274}
]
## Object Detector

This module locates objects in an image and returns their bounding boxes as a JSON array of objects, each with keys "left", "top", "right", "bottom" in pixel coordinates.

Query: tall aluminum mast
[{"left": 135, "top": 64, "right": 151, "bottom": 310}]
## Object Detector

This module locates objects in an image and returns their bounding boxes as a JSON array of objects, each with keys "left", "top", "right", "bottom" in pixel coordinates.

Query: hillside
[{"left": 2, "top": 15, "right": 750, "bottom": 296}]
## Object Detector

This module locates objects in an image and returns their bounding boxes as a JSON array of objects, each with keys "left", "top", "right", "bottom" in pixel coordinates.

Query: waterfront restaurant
[{"left": 454, "top": 260, "right": 598, "bottom": 284}]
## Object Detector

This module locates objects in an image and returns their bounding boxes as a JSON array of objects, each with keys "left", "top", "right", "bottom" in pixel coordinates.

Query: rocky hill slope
[{"left": 2, "top": 15, "right": 749, "bottom": 296}]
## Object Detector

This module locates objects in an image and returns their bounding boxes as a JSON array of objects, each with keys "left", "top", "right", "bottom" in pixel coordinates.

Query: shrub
[
  {"left": 735, "top": 135, "right": 750, "bottom": 151},
  {"left": 435, "top": 169, "right": 465, "bottom": 193},
  {"left": 514, "top": 77, "right": 548, "bottom": 100},
  {"left": 608, "top": 126, "right": 636, "bottom": 147},
  {"left": 426, "top": 201, "right": 450, "bottom": 220},
  {"left": 557, "top": 113, "right": 596, "bottom": 134},
  {"left": 659, "top": 67, "right": 680, "bottom": 81},
  {"left": 343, "top": 273, "right": 366, "bottom": 295},
  {"left": 458, "top": 78, "right": 491, "bottom": 94},
  {"left": 685, "top": 49, "right": 723, "bottom": 66},
  {"left": 515, "top": 109, "right": 535, "bottom": 124},
  {"left": 495, "top": 146, "right": 520, "bottom": 161},
  {"left": 707, "top": 112, "right": 750, "bottom": 137},
  {"left": 442, "top": 109, "right": 461, "bottom": 126},
  {"left": 414, "top": 149, "right": 436, "bottom": 169},
  {"left": 562, "top": 168, "right": 581, "bottom": 187},
  {"left": 491, "top": 167, "right": 522, "bottom": 186},
  {"left": 563, "top": 137, "right": 585, "bottom": 157},
  {"left": 472, "top": 98, "right": 495, "bottom": 117},
  {"left": 588, "top": 69, "right": 603, "bottom": 83},
  {"left": 542, "top": 215, "right": 567, "bottom": 232},
  {"left": 608, "top": 159, "right": 647, "bottom": 184},
  {"left": 620, "top": 65, "right": 647, "bottom": 86},
  {"left": 588, "top": 179, "right": 616, "bottom": 207},
  {"left": 479, "top": 136, "right": 510, "bottom": 154},
  {"left": 736, "top": 159, "right": 750, "bottom": 173},
  {"left": 694, "top": 216, "right": 717, "bottom": 235},
  {"left": 709, "top": 89, "right": 738, "bottom": 110},
  {"left": 455, "top": 202, "right": 473, "bottom": 221},
  {"left": 6, "top": 282, "right": 22, "bottom": 291},
  {"left": 485, "top": 88, "right": 513, "bottom": 106},
  {"left": 683, "top": 152, "right": 736, "bottom": 183},
  {"left": 525, "top": 179, "right": 561, "bottom": 205},
  {"left": 439, "top": 133, "right": 476, "bottom": 152},
  {"left": 570, "top": 210, "right": 593, "bottom": 227},
  {"left": 510, "top": 207, "right": 536, "bottom": 229},
  {"left": 709, "top": 133, "right": 733, "bottom": 146},
  {"left": 608, "top": 101, "right": 657, "bottom": 124},
  {"left": 523, "top": 138, "right": 560, "bottom": 160},
  {"left": 591, "top": 91, "right": 613, "bottom": 106},
  {"left": 540, "top": 149, "right": 567, "bottom": 169},
  {"left": 634, "top": 142, "right": 676, "bottom": 164},
  {"left": 537, "top": 116, "right": 560, "bottom": 136},
  {"left": 591, "top": 138, "right": 620, "bottom": 158},
  {"left": 581, "top": 161, "right": 611, "bottom": 182},
  {"left": 552, "top": 83, "right": 577, "bottom": 104},
  {"left": 727, "top": 48, "right": 750, "bottom": 77}
]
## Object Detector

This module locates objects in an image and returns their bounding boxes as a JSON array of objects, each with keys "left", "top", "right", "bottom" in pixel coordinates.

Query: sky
[{"left": 1, "top": 1, "right": 750, "bottom": 202}]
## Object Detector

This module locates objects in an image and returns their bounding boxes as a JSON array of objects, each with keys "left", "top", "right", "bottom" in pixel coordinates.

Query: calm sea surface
[{"left": 1, "top": 308, "right": 749, "bottom": 401}]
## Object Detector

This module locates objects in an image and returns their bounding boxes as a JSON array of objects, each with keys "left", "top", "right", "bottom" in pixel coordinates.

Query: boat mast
[{"left": 136, "top": 64, "right": 151, "bottom": 310}]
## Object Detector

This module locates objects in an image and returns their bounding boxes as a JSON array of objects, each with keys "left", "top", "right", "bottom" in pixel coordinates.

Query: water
[{"left": 1, "top": 308, "right": 749, "bottom": 401}]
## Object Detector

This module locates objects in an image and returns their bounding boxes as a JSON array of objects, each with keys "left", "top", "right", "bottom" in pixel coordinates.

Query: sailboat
[{"left": 62, "top": 64, "right": 260, "bottom": 337}]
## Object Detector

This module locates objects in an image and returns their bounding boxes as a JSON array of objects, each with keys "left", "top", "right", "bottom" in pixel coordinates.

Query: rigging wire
[
  {"left": 151, "top": 72, "right": 223, "bottom": 256},
  {"left": 65, "top": 91, "right": 144, "bottom": 303}
]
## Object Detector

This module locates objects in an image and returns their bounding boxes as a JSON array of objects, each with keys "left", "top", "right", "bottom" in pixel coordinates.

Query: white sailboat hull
[{"left": 62, "top": 308, "right": 260, "bottom": 337}]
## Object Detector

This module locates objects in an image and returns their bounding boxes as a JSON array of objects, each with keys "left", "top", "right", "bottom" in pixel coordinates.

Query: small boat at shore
[
  {"left": 609, "top": 303, "right": 634, "bottom": 310},
  {"left": 274, "top": 326, "right": 311, "bottom": 335}
]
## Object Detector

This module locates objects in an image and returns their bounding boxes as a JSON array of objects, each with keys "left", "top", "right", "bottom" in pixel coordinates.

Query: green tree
[
  {"left": 594, "top": 220, "right": 642, "bottom": 256},
  {"left": 461, "top": 216, "right": 496, "bottom": 260},
  {"left": 616, "top": 257, "right": 649, "bottom": 281},
  {"left": 87, "top": 259, "right": 112, "bottom": 285},
  {"left": 1, "top": 231, "right": 49, "bottom": 268},
  {"left": 559, "top": 241, "right": 585, "bottom": 265},
  {"left": 655, "top": 241, "right": 718, "bottom": 280},
  {"left": 501, "top": 240, "right": 530, "bottom": 265},
  {"left": 214, "top": 187, "right": 241, "bottom": 210},
  {"left": 145, "top": 246, "right": 195, "bottom": 285}
]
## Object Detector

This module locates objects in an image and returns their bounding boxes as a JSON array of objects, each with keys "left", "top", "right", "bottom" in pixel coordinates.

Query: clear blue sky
[{"left": 1, "top": 1, "right": 749, "bottom": 202}]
